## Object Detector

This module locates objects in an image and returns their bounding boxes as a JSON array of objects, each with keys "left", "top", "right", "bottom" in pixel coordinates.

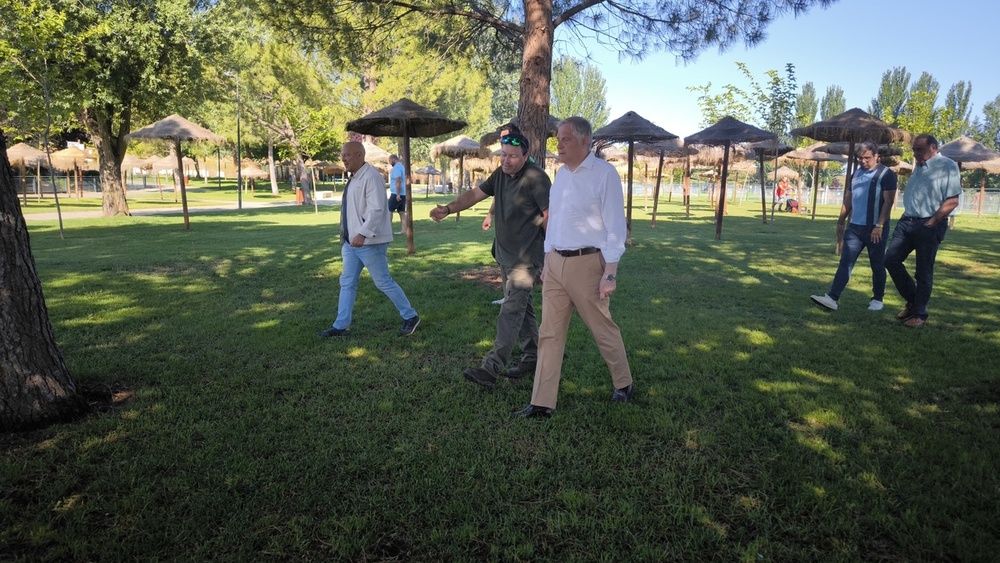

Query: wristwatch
[
  {"left": 605, "top": 274, "right": 616, "bottom": 282},
  {"left": 875, "top": 223, "right": 883, "bottom": 228}
]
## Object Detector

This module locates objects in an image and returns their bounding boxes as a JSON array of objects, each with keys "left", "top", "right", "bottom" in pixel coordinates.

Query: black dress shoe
[
  {"left": 610, "top": 384, "right": 634, "bottom": 403},
  {"left": 509, "top": 404, "right": 554, "bottom": 419},
  {"left": 463, "top": 367, "right": 497, "bottom": 389},
  {"left": 504, "top": 361, "right": 536, "bottom": 379},
  {"left": 317, "top": 326, "right": 349, "bottom": 337}
]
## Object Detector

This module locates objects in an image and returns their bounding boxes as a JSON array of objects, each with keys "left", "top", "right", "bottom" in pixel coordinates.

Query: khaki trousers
[{"left": 531, "top": 251, "right": 632, "bottom": 409}]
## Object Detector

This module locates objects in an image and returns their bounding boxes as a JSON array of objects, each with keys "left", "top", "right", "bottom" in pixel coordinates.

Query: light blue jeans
[{"left": 332, "top": 242, "right": 416, "bottom": 330}]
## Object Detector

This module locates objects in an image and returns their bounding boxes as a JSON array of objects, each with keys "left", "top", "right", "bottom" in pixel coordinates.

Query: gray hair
[
  {"left": 855, "top": 140, "right": 879, "bottom": 156},
  {"left": 559, "top": 116, "right": 592, "bottom": 144}
]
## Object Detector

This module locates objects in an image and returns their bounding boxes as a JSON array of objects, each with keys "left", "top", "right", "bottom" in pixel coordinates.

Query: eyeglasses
[{"left": 500, "top": 135, "right": 525, "bottom": 147}]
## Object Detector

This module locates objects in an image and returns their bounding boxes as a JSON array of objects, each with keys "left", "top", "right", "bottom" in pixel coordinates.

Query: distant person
[
  {"left": 885, "top": 134, "right": 961, "bottom": 328},
  {"left": 318, "top": 141, "right": 420, "bottom": 337},
  {"left": 811, "top": 141, "right": 897, "bottom": 312},
  {"left": 430, "top": 132, "right": 550, "bottom": 388},
  {"left": 388, "top": 154, "right": 407, "bottom": 235},
  {"left": 511, "top": 116, "right": 632, "bottom": 419},
  {"left": 774, "top": 177, "right": 790, "bottom": 211}
]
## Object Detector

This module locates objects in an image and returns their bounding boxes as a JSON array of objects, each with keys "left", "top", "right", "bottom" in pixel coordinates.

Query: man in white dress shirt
[{"left": 511, "top": 116, "right": 633, "bottom": 418}]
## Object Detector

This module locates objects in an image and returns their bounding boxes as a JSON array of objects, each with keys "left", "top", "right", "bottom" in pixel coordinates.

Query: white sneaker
[
  {"left": 491, "top": 297, "right": 507, "bottom": 305},
  {"left": 810, "top": 293, "right": 838, "bottom": 311},
  {"left": 868, "top": 299, "right": 884, "bottom": 311}
]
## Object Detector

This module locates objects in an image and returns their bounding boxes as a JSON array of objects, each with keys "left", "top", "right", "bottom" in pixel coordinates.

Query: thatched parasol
[
  {"left": 241, "top": 165, "right": 269, "bottom": 179},
  {"left": 685, "top": 116, "right": 777, "bottom": 239},
  {"left": 815, "top": 142, "right": 903, "bottom": 157},
  {"left": 430, "top": 135, "right": 481, "bottom": 197},
  {"left": 6, "top": 142, "right": 46, "bottom": 168},
  {"left": 790, "top": 108, "right": 911, "bottom": 203},
  {"left": 412, "top": 164, "right": 441, "bottom": 188},
  {"left": 774, "top": 166, "right": 800, "bottom": 180},
  {"left": 6, "top": 143, "right": 48, "bottom": 201},
  {"left": 120, "top": 153, "right": 151, "bottom": 172},
  {"left": 728, "top": 159, "right": 758, "bottom": 173},
  {"left": 347, "top": 98, "right": 466, "bottom": 254},
  {"left": 593, "top": 111, "right": 678, "bottom": 243},
  {"left": 939, "top": 135, "right": 1000, "bottom": 217},
  {"left": 148, "top": 154, "right": 196, "bottom": 171},
  {"left": 791, "top": 108, "right": 911, "bottom": 146},
  {"left": 48, "top": 146, "right": 98, "bottom": 172},
  {"left": 127, "top": 114, "right": 226, "bottom": 230},
  {"left": 362, "top": 142, "right": 391, "bottom": 163}
]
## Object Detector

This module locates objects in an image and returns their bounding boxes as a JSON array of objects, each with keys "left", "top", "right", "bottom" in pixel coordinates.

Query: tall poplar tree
[
  {"left": 550, "top": 56, "right": 611, "bottom": 129},
  {"left": 820, "top": 85, "right": 846, "bottom": 120},
  {"left": 794, "top": 81, "right": 819, "bottom": 133},
  {"left": 869, "top": 66, "right": 911, "bottom": 124}
]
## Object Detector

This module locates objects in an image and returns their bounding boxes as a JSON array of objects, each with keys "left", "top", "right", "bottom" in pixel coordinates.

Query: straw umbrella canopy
[
  {"left": 346, "top": 98, "right": 466, "bottom": 254},
  {"left": 413, "top": 164, "right": 440, "bottom": 175},
  {"left": 48, "top": 146, "right": 98, "bottom": 172},
  {"left": 774, "top": 166, "right": 800, "bottom": 180},
  {"left": 430, "top": 134, "right": 481, "bottom": 195},
  {"left": 939, "top": 135, "right": 1000, "bottom": 217},
  {"left": 816, "top": 142, "right": 903, "bottom": 157},
  {"left": 685, "top": 116, "right": 777, "bottom": 239},
  {"left": 790, "top": 108, "right": 911, "bottom": 198},
  {"left": 361, "top": 142, "right": 391, "bottom": 163},
  {"left": 593, "top": 111, "right": 678, "bottom": 243},
  {"left": 148, "top": 154, "right": 196, "bottom": 171},
  {"left": 412, "top": 164, "right": 441, "bottom": 191},
  {"left": 127, "top": 114, "right": 225, "bottom": 230},
  {"left": 241, "top": 165, "right": 269, "bottom": 179},
  {"left": 780, "top": 142, "right": 848, "bottom": 221},
  {"left": 119, "top": 153, "right": 150, "bottom": 172},
  {"left": 6, "top": 142, "right": 46, "bottom": 168},
  {"left": 6, "top": 142, "right": 49, "bottom": 202}
]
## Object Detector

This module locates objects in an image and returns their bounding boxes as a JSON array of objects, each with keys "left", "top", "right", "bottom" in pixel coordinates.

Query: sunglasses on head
[{"left": 500, "top": 135, "right": 526, "bottom": 147}]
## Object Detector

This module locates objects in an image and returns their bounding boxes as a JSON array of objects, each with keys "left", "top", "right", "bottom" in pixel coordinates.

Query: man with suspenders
[{"left": 811, "top": 141, "right": 898, "bottom": 312}]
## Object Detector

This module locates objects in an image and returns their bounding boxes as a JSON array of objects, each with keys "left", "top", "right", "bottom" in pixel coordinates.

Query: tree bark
[
  {"left": 518, "top": 0, "right": 554, "bottom": 164},
  {"left": 268, "top": 139, "right": 280, "bottom": 196},
  {"left": 87, "top": 106, "right": 132, "bottom": 217},
  {"left": 0, "top": 130, "right": 88, "bottom": 432}
]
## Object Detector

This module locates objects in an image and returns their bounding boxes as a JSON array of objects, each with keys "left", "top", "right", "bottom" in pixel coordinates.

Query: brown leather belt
[{"left": 555, "top": 247, "right": 600, "bottom": 257}]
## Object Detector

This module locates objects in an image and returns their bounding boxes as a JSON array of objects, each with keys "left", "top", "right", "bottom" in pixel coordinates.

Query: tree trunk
[
  {"left": 268, "top": 139, "right": 280, "bottom": 196},
  {"left": 87, "top": 106, "right": 132, "bottom": 217},
  {"left": 0, "top": 131, "right": 88, "bottom": 432},
  {"left": 518, "top": 0, "right": 554, "bottom": 164}
]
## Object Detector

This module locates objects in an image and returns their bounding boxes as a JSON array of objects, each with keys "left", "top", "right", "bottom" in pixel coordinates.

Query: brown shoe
[
  {"left": 903, "top": 317, "right": 926, "bottom": 328},
  {"left": 896, "top": 302, "right": 915, "bottom": 320}
]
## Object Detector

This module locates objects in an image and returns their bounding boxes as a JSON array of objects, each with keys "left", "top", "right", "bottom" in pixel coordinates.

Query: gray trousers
[{"left": 480, "top": 264, "right": 539, "bottom": 375}]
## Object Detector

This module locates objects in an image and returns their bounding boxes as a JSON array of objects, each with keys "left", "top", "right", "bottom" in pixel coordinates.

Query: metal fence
[{"left": 627, "top": 181, "right": 1000, "bottom": 216}]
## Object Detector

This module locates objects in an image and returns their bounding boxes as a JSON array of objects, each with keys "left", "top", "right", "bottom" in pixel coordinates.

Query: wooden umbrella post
[{"left": 175, "top": 140, "right": 190, "bottom": 231}]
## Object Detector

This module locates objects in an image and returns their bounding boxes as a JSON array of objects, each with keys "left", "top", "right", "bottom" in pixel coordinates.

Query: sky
[{"left": 563, "top": 0, "right": 1000, "bottom": 138}]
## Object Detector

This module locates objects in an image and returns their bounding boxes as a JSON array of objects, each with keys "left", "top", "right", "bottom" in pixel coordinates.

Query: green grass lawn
[{"left": 3, "top": 196, "right": 998, "bottom": 561}]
